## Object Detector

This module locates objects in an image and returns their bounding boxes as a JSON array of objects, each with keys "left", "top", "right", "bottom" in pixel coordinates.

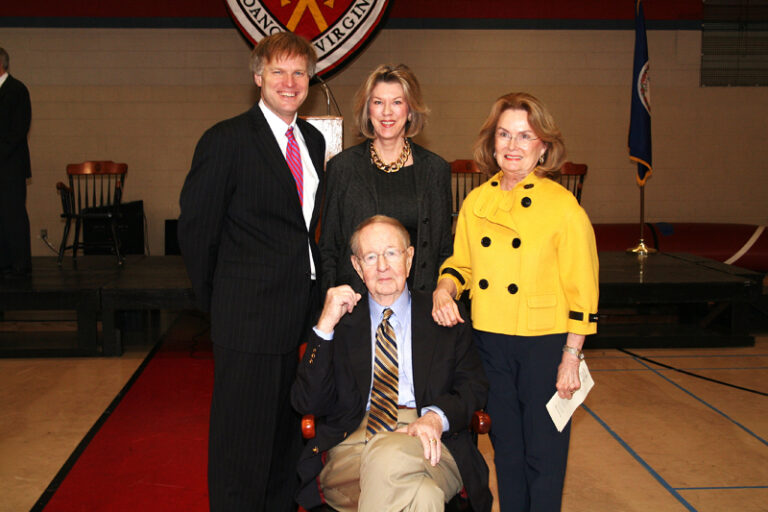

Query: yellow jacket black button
[
  {"left": 524, "top": 183, "right": 534, "bottom": 189},
  {"left": 512, "top": 238, "right": 521, "bottom": 248},
  {"left": 508, "top": 283, "right": 518, "bottom": 294},
  {"left": 521, "top": 197, "right": 532, "bottom": 207},
  {"left": 481, "top": 237, "right": 491, "bottom": 247},
  {"left": 479, "top": 279, "right": 488, "bottom": 289}
]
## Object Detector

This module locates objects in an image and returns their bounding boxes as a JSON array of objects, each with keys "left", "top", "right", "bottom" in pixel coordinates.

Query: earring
[
  {"left": 493, "top": 151, "right": 497, "bottom": 158},
  {"left": 539, "top": 154, "right": 545, "bottom": 165}
]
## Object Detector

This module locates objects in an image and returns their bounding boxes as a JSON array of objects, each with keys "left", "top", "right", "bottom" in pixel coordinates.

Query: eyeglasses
[
  {"left": 357, "top": 248, "right": 405, "bottom": 267},
  {"left": 496, "top": 129, "right": 540, "bottom": 147}
]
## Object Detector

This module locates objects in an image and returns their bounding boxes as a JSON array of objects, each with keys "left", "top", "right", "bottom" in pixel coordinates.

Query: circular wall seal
[{"left": 225, "top": 0, "right": 391, "bottom": 78}]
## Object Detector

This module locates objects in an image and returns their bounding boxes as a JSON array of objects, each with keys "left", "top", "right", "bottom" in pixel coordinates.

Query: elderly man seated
[{"left": 292, "top": 215, "right": 491, "bottom": 512}]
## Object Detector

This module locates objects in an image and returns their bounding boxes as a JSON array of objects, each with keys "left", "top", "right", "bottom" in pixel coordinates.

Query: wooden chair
[
  {"left": 56, "top": 161, "right": 128, "bottom": 266},
  {"left": 450, "top": 160, "right": 486, "bottom": 217},
  {"left": 555, "top": 161, "right": 587, "bottom": 203},
  {"left": 297, "top": 339, "right": 491, "bottom": 512}
]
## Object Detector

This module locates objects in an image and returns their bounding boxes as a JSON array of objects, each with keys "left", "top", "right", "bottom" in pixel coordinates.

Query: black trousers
[
  {"left": 208, "top": 345, "right": 302, "bottom": 512},
  {"left": 0, "top": 174, "right": 31, "bottom": 272},
  {"left": 473, "top": 331, "right": 570, "bottom": 512}
]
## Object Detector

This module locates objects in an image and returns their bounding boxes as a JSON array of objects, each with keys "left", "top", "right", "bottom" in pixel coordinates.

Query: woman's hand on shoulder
[{"left": 431, "top": 279, "right": 463, "bottom": 327}]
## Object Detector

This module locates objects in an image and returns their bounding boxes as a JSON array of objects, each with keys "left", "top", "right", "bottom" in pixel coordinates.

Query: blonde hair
[
  {"left": 353, "top": 64, "right": 429, "bottom": 139},
  {"left": 473, "top": 92, "right": 565, "bottom": 177}
]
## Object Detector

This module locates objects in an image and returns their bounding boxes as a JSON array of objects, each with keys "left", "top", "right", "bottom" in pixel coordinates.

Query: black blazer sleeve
[
  {"left": 292, "top": 331, "right": 338, "bottom": 417},
  {"left": 424, "top": 148, "right": 453, "bottom": 281}
]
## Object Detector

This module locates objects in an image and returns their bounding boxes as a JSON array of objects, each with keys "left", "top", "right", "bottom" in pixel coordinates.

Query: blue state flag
[{"left": 629, "top": 0, "right": 652, "bottom": 186}]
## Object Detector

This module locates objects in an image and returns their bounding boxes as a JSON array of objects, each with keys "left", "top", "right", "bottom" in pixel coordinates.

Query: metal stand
[{"left": 627, "top": 185, "right": 657, "bottom": 255}]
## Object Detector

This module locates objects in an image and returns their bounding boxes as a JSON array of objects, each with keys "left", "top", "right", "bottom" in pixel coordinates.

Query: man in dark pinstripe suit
[
  {"left": 178, "top": 32, "right": 325, "bottom": 512},
  {"left": 0, "top": 47, "right": 32, "bottom": 279}
]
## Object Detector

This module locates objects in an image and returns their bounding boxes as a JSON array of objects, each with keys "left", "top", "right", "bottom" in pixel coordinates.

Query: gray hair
[{"left": 349, "top": 215, "right": 411, "bottom": 256}]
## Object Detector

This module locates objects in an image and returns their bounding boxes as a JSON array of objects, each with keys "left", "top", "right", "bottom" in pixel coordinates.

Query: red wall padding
[{"left": 2, "top": 0, "right": 701, "bottom": 20}]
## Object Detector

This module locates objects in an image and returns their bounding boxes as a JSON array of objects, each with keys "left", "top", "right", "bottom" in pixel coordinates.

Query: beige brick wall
[{"left": 2, "top": 27, "right": 766, "bottom": 256}]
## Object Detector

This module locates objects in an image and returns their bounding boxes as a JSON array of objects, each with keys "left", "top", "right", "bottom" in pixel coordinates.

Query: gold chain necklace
[{"left": 370, "top": 138, "right": 411, "bottom": 173}]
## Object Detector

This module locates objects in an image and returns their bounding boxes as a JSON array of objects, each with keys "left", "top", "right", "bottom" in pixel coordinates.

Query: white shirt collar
[
  {"left": 258, "top": 99, "right": 297, "bottom": 135},
  {"left": 0, "top": 72, "right": 8, "bottom": 88},
  {"left": 368, "top": 287, "right": 411, "bottom": 325}
]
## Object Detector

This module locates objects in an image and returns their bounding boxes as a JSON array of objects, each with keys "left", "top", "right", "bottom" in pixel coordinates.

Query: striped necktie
[
  {"left": 285, "top": 126, "right": 303, "bottom": 204},
  {"left": 367, "top": 308, "right": 398, "bottom": 440}
]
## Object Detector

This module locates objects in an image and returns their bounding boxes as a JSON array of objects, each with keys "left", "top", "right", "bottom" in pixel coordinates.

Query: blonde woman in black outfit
[{"left": 320, "top": 64, "right": 452, "bottom": 294}]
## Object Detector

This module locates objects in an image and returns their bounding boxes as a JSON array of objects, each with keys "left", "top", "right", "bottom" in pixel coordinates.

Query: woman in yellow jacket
[{"left": 433, "top": 92, "right": 598, "bottom": 512}]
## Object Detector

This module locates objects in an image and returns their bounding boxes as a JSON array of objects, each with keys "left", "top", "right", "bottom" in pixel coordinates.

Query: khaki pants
[{"left": 318, "top": 409, "right": 463, "bottom": 512}]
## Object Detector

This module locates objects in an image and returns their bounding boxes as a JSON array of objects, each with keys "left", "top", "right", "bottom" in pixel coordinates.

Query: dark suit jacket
[
  {"left": 319, "top": 141, "right": 453, "bottom": 295},
  {"left": 291, "top": 290, "right": 492, "bottom": 512},
  {"left": 0, "top": 74, "right": 31, "bottom": 180},
  {"left": 0, "top": 73, "right": 32, "bottom": 271},
  {"left": 178, "top": 104, "right": 325, "bottom": 354}
]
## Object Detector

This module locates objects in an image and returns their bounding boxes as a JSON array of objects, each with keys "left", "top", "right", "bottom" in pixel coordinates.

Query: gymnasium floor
[{"left": 1, "top": 323, "right": 766, "bottom": 512}]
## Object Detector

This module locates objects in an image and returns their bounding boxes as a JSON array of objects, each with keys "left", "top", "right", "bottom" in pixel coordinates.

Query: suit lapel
[
  {"left": 297, "top": 117, "right": 325, "bottom": 230},
  {"left": 0, "top": 76, "right": 10, "bottom": 102},
  {"left": 410, "top": 292, "right": 437, "bottom": 407},
  {"left": 342, "top": 297, "right": 374, "bottom": 403},
  {"left": 297, "top": 117, "right": 324, "bottom": 176},
  {"left": 411, "top": 142, "right": 429, "bottom": 211},
  {"left": 248, "top": 105, "right": 304, "bottom": 211},
  {"left": 354, "top": 142, "right": 378, "bottom": 206}
]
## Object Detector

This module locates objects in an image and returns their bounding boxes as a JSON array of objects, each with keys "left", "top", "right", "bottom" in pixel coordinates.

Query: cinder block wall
[{"left": 3, "top": 27, "right": 767, "bottom": 256}]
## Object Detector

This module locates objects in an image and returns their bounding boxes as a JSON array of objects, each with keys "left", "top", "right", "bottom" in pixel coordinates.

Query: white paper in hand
[{"left": 546, "top": 360, "right": 594, "bottom": 432}]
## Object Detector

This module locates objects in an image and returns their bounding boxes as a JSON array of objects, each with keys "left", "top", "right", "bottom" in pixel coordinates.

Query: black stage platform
[
  {"left": 595, "top": 252, "right": 763, "bottom": 348},
  {"left": 0, "top": 256, "right": 195, "bottom": 357},
  {"left": 0, "top": 253, "right": 763, "bottom": 357}
]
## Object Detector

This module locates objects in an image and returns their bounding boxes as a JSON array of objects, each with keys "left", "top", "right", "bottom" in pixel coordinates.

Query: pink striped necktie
[{"left": 285, "top": 126, "right": 303, "bottom": 205}]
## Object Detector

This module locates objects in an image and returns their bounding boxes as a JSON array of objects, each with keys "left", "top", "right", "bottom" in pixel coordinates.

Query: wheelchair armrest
[
  {"left": 471, "top": 410, "right": 491, "bottom": 434},
  {"left": 300, "top": 410, "right": 491, "bottom": 440},
  {"left": 301, "top": 414, "right": 316, "bottom": 439}
]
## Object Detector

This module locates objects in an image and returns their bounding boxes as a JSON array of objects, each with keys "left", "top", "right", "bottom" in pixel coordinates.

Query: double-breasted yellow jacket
[{"left": 440, "top": 170, "right": 599, "bottom": 337}]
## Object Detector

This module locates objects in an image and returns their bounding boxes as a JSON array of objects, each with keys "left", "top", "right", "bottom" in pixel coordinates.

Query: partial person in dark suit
[
  {"left": 0, "top": 47, "right": 32, "bottom": 279},
  {"left": 178, "top": 32, "right": 325, "bottom": 512},
  {"left": 293, "top": 215, "right": 492, "bottom": 512},
  {"left": 319, "top": 64, "right": 452, "bottom": 295}
]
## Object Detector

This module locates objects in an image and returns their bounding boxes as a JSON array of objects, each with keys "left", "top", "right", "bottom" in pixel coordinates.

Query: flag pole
[
  {"left": 627, "top": 0, "right": 656, "bottom": 255},
  {"left": 627, "top": 185, "right": 656, "bottom": 254}
]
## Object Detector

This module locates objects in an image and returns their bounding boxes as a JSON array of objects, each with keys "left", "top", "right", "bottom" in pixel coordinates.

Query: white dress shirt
[{"left": 259, "top": 100, "right": 320, "bottom": 279}]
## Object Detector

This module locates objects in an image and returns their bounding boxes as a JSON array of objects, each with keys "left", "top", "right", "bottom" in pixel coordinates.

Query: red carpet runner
[{"left": 38, "top": 313, "right": 213, "bottom": 511}]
